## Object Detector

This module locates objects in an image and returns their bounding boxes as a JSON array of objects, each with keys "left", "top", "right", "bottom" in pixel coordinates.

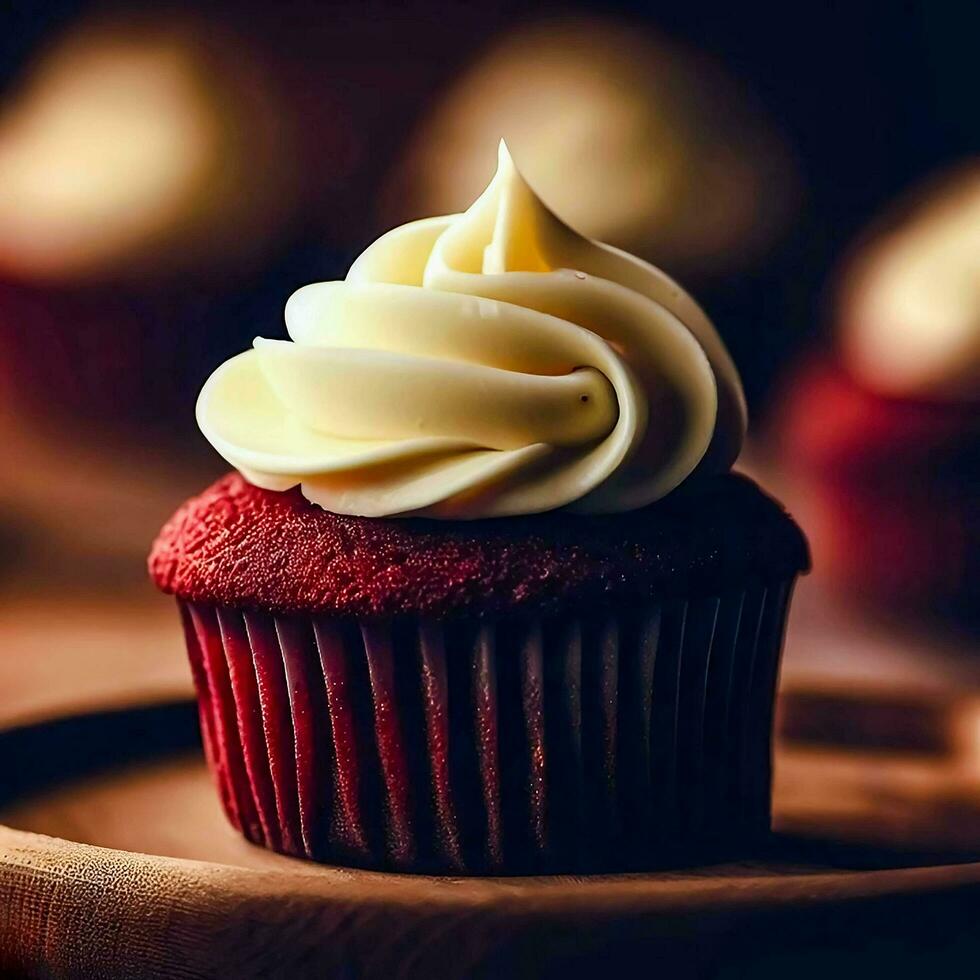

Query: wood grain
[{"left": 3, "top": 818, "right": 980, "bottom": 979}]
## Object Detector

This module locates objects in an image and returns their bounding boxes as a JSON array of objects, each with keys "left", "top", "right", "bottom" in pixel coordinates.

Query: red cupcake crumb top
[{"left": 149, "top": 472, "right": 808, "bottom": 620}]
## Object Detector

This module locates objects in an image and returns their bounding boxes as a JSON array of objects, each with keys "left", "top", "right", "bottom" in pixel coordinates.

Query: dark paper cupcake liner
[{"left": 178, "top": 579, "right": 795, "bottom": 874}]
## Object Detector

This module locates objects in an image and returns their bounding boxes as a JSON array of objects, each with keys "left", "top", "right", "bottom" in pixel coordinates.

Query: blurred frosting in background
[
  {"left": 839, "top": 162, "right": 980, "bottom": 402},
  {"left": 0, "top": 11, "right": 304, "bottom": 284},
  {"left": 381, "top": 14, "right": 801, "bottom": 281},
  {"left": 0, "top": 3, "right": 506, "bottom": 288}
]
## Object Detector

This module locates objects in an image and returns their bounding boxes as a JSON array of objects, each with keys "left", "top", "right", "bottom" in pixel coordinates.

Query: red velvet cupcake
[{"left": 150, "top": 143, "right": 808, "bottom": 873}]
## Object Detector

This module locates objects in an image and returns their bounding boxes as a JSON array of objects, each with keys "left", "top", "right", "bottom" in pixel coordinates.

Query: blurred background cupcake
[{"left": 779, "top": 163, "right": 980, "bottom": 628}]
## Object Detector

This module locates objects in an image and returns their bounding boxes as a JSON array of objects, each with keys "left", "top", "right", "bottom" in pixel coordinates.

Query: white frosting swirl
[{"left": 198, "top": 141, "right": 746, "bottom": 518}]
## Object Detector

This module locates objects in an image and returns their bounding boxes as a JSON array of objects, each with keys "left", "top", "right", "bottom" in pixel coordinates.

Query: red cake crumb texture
[{"left": 149, "top": 472, "right": 808, "bottom": 620}]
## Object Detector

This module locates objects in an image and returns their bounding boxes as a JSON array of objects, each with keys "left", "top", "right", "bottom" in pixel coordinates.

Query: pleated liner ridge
[{"left": 179, "top": 580, "right": 795, "bottom": 874}]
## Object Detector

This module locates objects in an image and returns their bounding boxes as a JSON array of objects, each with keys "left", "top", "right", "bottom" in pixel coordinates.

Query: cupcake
[
  {"left": 780, "top": 163, "right": 979, "bottom": 622},
  {"left": 150, "top": 142, "right": 808, "bottom": 873}
]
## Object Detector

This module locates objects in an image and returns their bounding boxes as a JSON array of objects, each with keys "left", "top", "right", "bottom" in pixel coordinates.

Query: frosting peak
[{"left": 198, "top": 141, "right": 745, "bottom": 518}]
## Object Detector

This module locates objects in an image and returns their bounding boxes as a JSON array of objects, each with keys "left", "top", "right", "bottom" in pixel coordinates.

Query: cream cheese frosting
[{"left": 198, "top": 141, "right": 746, "bottom": 518}]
